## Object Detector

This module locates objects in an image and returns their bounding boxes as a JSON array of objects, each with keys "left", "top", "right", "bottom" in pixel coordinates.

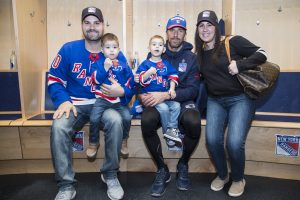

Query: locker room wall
[
  {"left": 235, "top": 0, "right": 300, "bottom": 70},
  {"left": 47, "top": 0, "right": 124, "bottom": 67}
]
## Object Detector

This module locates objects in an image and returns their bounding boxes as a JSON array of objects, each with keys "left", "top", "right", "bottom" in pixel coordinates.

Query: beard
[
  {"left": 168, "top": 38, "right": 183, "bottom": 49},
  {"left": 84, "top": 30, "right": 102, "bottom": 41}
]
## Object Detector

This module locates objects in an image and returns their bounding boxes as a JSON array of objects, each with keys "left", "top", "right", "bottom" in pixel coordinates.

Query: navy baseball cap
[
  {"left": 82, "top": 6, "right": 103, "bottom": 22},
  {"left": 166, "top": 16, "right": 187, "bottom": 30},
  {"left": 196, "top": 10, "right": 218, "bottom": 26}
]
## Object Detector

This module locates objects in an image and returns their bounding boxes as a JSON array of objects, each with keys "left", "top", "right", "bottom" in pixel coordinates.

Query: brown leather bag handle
[{"left": 224, "top": 36, "right": 231, "bottom": 62}]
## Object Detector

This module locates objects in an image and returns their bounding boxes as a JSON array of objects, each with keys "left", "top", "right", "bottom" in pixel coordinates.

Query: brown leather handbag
[{"left": 224, "top": 37, "right": 280, "bottom": 99}]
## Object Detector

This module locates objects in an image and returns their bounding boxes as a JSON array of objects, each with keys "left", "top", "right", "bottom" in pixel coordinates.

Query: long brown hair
[{"left": 194, "top": 24, "right": 223, "bottom": 69}]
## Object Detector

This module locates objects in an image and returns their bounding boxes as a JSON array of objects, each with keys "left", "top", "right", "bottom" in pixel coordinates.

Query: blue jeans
[
  {"left": 90, "top": 98, "right": 131, "bottom": 145},
  {"left": 205, "top": 94, "right": 255, "bottom": 181},
  {"left": 50, "top": 104, "right": 126, "bottom": 190},
  {"left": 155, "top": 101, "right": 181, "bottom": 133}
]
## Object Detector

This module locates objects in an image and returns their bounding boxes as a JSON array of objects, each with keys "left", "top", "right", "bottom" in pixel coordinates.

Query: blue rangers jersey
[
  {"left": 48, "top": 39, "right": 129, "bottom": 108},
  {"left": 91, "top": 59, "right": 135, "bottom": 105},
  {"left": 136, "top": 59, "right": 179, "bottom": 93}
]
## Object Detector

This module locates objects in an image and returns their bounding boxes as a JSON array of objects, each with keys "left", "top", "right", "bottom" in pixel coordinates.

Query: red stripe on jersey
[
  {"left": 48, "top": 75, "right": 65, "bottom": 85},
  {"left": 94, "top": 91, "right": 118, "bottom": 101}
]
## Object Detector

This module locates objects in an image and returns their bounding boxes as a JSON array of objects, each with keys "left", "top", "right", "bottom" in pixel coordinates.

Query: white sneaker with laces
[
  {"left": 163, "top": 128, "right": 182, "bottom": 143},
  {"left": 101, "top": 174, "right": 124, "bottom": 200},
  {"left": 54, "top": 189, "right": 76, "bottom": 200}
]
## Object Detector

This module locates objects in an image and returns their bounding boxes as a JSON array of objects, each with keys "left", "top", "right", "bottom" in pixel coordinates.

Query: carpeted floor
[{"left": 0, "top": 172, "right": 299, "bottom": 200}]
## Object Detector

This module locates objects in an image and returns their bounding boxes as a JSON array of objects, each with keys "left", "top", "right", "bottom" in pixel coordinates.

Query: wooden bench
[{"left": 0, "top": 71, "right": 299, "bottom": 180}]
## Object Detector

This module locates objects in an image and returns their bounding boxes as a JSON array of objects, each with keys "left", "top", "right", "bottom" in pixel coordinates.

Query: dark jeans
[
  {"left": 205, "top": 93, "right": 255, "bottom": 181},
  {"left": 141, "top": 106, "right": 201, "bottom": 169}
]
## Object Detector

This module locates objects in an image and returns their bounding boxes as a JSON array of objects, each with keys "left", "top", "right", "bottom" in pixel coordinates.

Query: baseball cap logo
[
  {"left": 88, "top": 7, "right": 96, "bottom": 13},
  {"left": 202, "top": 11, "right": 210, "bottom": 17}
]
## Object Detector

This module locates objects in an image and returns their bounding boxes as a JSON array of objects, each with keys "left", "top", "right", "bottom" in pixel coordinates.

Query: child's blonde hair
[
  {"left": 101, "top": 33, "right": 119, "bottom": 46},
  {"left": 149, "top": 35, "right": 165, "bottom": 46}
]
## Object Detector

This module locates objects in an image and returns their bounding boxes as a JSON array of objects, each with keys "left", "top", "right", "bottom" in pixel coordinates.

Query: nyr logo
[
  {"left": 276, "top": 134, "right": 300, "bottom": 157},
  {"left": 72, "top": 131, "right": 84, "bottom": 152}
]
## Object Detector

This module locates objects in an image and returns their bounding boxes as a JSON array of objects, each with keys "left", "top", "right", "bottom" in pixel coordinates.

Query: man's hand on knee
[{"left": 53, "top": 101, "right": 77, "bottom": 119}]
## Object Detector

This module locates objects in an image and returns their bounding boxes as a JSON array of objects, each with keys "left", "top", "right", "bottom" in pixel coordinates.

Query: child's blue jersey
[
  {"left": 91, "top": 60, "right": 135, "bottom": 105},
  {"left": 136, "top": 59, "right": 178, "bottom": 93}
]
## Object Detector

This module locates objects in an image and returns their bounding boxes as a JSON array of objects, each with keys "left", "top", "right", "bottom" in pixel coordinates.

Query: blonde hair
[
  {"left": 149, "top": 35, "right": 165, "bottom": 46},
  {"left": 101, "top": 33, "right": 119, "bottom": 46}
]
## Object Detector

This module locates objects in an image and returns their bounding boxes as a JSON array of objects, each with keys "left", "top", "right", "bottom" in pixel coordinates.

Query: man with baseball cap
[
  {"left": 81, "top": 6, "right": 103, "bottom": 22},
  {"left": 50, "top": 6, "right": 129, "bottom": 200},
  {"left": 139, "top": 15, "right": 201, "bottom": 197}
]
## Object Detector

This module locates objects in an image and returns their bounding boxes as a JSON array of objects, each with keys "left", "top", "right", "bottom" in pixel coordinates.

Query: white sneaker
[
  {"left": 164, "top": 128, "right": 182, "bottom": 143},
  {"left": 54, "top": 189, "right": 76, "bottom": 200},
  {"left": 101, "top": 174, "right": 124, "bottom": 200},
  {"left": 228, "top": 179, "right": 246, "bottom": 197},
  {"left": 210, "top": 176, "right": 229, "bottom": 191}
]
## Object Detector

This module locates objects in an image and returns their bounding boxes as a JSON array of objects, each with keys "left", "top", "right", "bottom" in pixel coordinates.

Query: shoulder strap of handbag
[{"left": 224, "top": 36, "right": 231, "bottom": 62}]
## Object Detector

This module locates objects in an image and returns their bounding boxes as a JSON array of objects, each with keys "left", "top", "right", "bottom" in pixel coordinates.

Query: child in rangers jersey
[
  {"left": 88, "top": 33, "right": 135, "bottom": 159},
  {"left": 135, "top": 35, "right": 182, "bottom": 146}
]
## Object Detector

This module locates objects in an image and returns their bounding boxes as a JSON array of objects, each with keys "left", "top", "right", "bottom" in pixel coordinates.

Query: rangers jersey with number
[
  {"left": 91, "top": 59, "right": 135, "bottom": 105},
  {"left": 136, "top": 59, "right": 178, "bottom": 93},
  {"left": 48, "top": 39, "right": 128, "bottom": 108}
]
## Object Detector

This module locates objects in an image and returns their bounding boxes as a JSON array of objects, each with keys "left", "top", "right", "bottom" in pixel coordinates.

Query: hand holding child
[{"left": 169, "top": 89, "right": 176, "bottom": 99}]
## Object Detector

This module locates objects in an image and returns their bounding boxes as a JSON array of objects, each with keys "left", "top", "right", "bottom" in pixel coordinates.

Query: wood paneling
[
  {"left": 235, "top": 0, "right": 300, "bottom": 70},
  {"left": 222, "top": 0, "right": 234, "bottom": 35},
  {"left": 47, "top": 0, "right": 124, "bottom": 67},
  {"left": 0, "top": 127, "right": 22, "bottom": 160},
  {"left": 132, "top": 0, "right": 222, "bottom": 63},
  {"left": 1, "top": 159, "right": 299, "bottom": 180},
  {"left": 13, "top": 0, "right": 48, "bottom": 118},
  {"left": 0, "top": 0, "right": 15, "bottom": 70},
  {"left": 18, "top": 124, "right": 300, "bottom": 165}
]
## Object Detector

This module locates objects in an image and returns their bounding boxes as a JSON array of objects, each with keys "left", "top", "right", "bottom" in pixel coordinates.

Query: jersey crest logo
[{"left": 178, "top": 59, "right": 187, "bottom": 72}]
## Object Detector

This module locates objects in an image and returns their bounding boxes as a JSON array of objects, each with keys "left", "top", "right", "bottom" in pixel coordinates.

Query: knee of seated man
[
  {"left": 141, "top": 107, "right": 160, "bottom": 125},
  {"left": 52, "top": 116, "right": 73, "bottom": 131},
  {"left": 181, "top": 110, "right": 201, "bottom": 137},
  {"left": 182, "top": 110, "right": 201, "bottom": 126}
]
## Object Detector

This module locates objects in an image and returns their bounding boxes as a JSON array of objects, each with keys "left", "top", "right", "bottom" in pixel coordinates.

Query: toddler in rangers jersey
[
  {"left": 88, "top": 33, "right": 135, "bottom": 159},
  {"left": 135, "top": 35, "right": 182, "bottom": 146}
]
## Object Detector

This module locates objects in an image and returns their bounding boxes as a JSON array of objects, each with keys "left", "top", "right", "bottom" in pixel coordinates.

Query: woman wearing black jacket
[{"left": 194, "top": 10, "right": 267, "bottom": 197}]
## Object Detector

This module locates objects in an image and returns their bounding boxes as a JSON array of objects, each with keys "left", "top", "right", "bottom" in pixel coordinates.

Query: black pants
[{"left": 141, "top": 107, "right": 201, "bottom": 170}]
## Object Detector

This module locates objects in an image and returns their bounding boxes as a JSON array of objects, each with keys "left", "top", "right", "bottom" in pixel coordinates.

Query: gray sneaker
[
  {"left": 165, "top": 138, "right": 176, "bottom": 147},
  {"left": 54, "top": 189, "right": 76, "bottom": 200},
  {"left": 101, "top": 174, "right": 124, "bottom": 200},
  {"left": 164, "top": 128, "right": 182, "bottom": 143}
]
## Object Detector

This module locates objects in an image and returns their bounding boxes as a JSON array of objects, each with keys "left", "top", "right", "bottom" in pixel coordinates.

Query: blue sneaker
[
  {"left": 150, "top": 168, "right": 171, "bottom": 197},
  {"left": 176, "top": 162, "right": 190, "bottom": 190}
]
